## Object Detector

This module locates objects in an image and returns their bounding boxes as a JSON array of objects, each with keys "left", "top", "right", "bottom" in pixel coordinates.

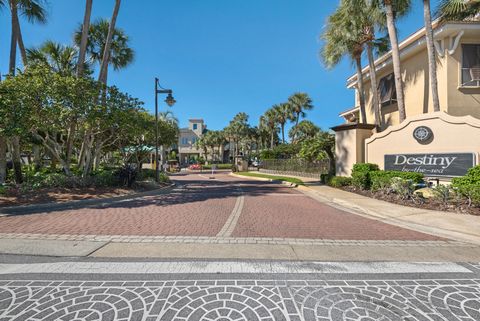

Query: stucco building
[
  {"left": 177, "top": 119, "right": 207, "bottom": 165},
  {"left": 333, "top": 20, "right": 480, "bottom": 179}
]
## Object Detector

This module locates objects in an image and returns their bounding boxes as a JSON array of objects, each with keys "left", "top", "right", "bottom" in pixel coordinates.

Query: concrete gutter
[
  {"left": 229, "top": 172, "right": 299, "bottom": 187},
  {"left": 0, "top": 183, "right": 175, "bottom": 217}
]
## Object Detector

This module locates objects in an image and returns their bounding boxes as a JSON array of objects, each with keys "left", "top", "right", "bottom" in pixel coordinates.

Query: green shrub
[
  {"left": 320, "top": 174, "right": 332, "bottom": 184},
  {"left": 351, "top": 163, "right": 379, "bottom": 189},
  {"left": 452, "top": 165, "right": 480, "bottom": 206},
  {"left": 0, "top": 185, "right": 8, "bottom": 195},
  {"left": 432, "top": 184, "right": 455, "bottom": 206},
  {"left": 390, "top": 177, "right": 416, "bottom": 200},
  {"left": 158, "top": 172, "right": 170, "bottom": 183},
  {"left": 137, "top": 169, "right": 156, "bottom": 180},
  {"left": 202, "top": 164, "right": 233, "bottom": 170},
  {"left": 370, "top": 170, "right": 424, "bottom": 191},
  {"left": 328, "top": 176, "right": 352, "bottom": 188},
  {"left": 91, "top": 170, "right": 120, "bottom": 187}
]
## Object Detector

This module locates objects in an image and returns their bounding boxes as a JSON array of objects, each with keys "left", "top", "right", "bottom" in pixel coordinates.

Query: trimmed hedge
[
  {"left": 202, "top": 164, "right": 233, "bottom": 170},
  {"left": 328, "top": 176, "right": 352, "bottom": 188},
  {"left": 351, "top": 163, "right": 379, "bottom": 189},
  {"left": 370, "top": 170, "right": 424, "bottom": 191},
  {"left": 452, "top": 165, "right": 480, "bottom": 206}
]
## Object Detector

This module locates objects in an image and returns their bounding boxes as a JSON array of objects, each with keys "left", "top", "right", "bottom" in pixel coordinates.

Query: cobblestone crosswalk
[{"left": 1, "top": 262, "right": 480, "bottom": 320}]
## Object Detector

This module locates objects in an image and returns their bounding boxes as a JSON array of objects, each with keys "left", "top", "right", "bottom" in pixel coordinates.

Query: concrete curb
[
  {"left": 229, "top": 172, "right": 298, "bottom": 187},
  {"left": 0, "top": 183, "right": 176, "bottom": 217},
  {"left": 297, "top": 185, "right": 480, "bottom": 246}
]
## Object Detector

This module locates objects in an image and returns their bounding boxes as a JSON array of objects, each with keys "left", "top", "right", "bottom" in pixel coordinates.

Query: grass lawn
[{"left": 236, "top": 172, "right": 304, "bottom": 185}]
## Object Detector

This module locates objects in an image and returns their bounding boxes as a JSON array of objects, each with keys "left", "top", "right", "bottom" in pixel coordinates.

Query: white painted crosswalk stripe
[{"left": 0, "top": 261, "right": 471, "bottom": 275}]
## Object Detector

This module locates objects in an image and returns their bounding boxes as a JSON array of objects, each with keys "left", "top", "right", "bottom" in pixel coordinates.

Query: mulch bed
[
  {"left": 0, "top": 182, "right": 167, "bottom": 208},
  {"left": 341, "top": 186, "right": 480, "bottom": 216}
]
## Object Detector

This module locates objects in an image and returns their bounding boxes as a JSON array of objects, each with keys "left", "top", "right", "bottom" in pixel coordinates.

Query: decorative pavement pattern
[
  {"left": 0, "top": 233, "right": 468, "bottom": 246},
  {"left": 1, "top": 276, "right": 480, "bottom": 320}
]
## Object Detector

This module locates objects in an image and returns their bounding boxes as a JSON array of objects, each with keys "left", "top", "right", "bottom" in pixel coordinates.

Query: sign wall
[{"left": 384, "top": 153, "right": 476, "bottom": 177}]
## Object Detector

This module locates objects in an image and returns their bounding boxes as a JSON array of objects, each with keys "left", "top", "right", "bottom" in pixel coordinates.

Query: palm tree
[
  {"left": 8, "top": 0, "right": 48, "bottom": 73},
  {"left": 288, "top": 92, "right": 313, "bottom": 142},
  {"left": 423, "top": 0, "right": 441, "bottom": 112},
  {"left": 289, "top": 120, "right": 320, "bottom": 143},
  {"left": 437, "top": 0, "right": 480, "bottom": 21},
  {"left": 194, "top": 136, "right": 208, "bottom": 161},
  {"left": 157, "top": 111, "right": 178, "bottom": 165},
  {"left": 26, "top": 41, "right": 89, "bottom": 76},
  {"left": 99, "top": 0, "right": 121, "bottom": 85},
  {"left": 322, "top": 5, "right": 368, "bottom": 124},
  {"left": 74, "top": 18, "right": 134, "bottom": 86},
  {"left": 273, "top": 103, "right": 293, "bottom": 144},
  {"left": 76, "top": 0, "right": 93, "bottom": 78},
  {"left": 158, "top": 110, "right": 179, "bottom": 125},
  {"left": 260, "top": 109, "right": 278, "bottom": 149},
  {"left": 7, "top": 0, "right": 48, "bottom": 184},
  {"left": 341, "top": 0, "right": 388, "bottom": 128},
  {"left": 381, "top": 0, "right": 411, "bottom": 122}
]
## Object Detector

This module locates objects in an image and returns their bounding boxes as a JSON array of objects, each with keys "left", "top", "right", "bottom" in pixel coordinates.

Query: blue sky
[{"left": 0, "top": 0, "right": 440, "bottom": 132}]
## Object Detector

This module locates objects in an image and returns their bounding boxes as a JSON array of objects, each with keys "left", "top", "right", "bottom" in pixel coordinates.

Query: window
[
  {"left": 378, "top": 73, "right": 397, "bottom": 106},
  {"left": 193, "top": 123, "right": 198, "bottom": 130},
  {"left": 181, "top": 138, "right": 188, "bottom": 145},
  {"left": 462, "top": 44, "right": 480, "bottom": 87}
]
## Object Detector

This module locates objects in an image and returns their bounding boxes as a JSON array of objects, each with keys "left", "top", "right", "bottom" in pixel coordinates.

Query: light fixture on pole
[{"left": 155, "top": 77, "right": 176, "bottom": 182}]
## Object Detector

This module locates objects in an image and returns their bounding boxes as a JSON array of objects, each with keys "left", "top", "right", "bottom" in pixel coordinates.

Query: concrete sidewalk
[{"left": 297, "top": 184, "right": 480, "bottom": 246}]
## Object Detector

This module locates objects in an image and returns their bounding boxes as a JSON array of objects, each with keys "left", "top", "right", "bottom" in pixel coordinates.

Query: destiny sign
[{"left": 384, "top": 153, "right": 476, "bottom": 177}]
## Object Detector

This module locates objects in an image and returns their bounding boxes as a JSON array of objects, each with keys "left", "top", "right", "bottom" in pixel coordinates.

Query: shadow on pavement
[{"left": 0, "top": 176, "right": 298, "bottom": 216}]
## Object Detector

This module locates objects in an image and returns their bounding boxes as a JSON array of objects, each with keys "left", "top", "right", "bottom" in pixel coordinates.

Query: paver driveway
[{"left": 0, "top": 172, "right": 442, "bottom": 241}]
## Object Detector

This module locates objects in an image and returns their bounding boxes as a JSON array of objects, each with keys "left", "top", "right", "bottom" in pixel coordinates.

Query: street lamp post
[{"left": 155, "top": 77, "right": 176, "bottom": 182}]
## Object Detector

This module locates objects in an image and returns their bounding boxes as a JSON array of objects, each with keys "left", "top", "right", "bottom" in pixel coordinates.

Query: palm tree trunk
[
  {"left": 14, "top": 19, "right": 27, "bottom": 66},
  {"left": 270, "top": 131, "right": 274, "bottom": 149},
  {"left": 77, "top": 0, "right": 93, "bottom": 77},
  {"left": 98, "top": 0, "right": 121, "bottom": 85},
  {"left": 292, "top": 114, "right": 300, "bottom": 144},
  {"left": 281, "top": 123, "right": 285, "bottom": 144},
  {"left": 0, "top": 136, "right": 6, "bottom": 184},
  {"left": 366, "top": 41, "right": 382, "bottom": 128},
  {"left": 355, "top": 56, "right": 367, "bottom": 124},
  {"left": 9, "top": 0, "right": 23, "bottom": 184},
  {"left": 9, "top": 0, "right": 18, "bottom": 75},
  {"left": 384, "top": 0, "right": 406, "bottom": 122},
  {"left": 423, "top": 0, "right": 440, "bottom": 112}
]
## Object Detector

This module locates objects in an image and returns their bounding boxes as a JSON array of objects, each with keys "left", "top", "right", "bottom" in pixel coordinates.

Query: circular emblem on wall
[{"left": 413, "top": 126, "right": 433, "bottom": 144}]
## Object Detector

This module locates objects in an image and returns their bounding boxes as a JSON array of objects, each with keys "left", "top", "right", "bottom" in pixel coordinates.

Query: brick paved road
[{"left": 0, "top": 173, "right": 442, "bottom": 241}]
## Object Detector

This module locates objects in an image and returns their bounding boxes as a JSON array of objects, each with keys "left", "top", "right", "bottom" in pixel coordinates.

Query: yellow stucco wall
[
  {"left": 356, "top": 39, "right": 480, "bottom": 127},
  {"left": 446, "top": 37, "right": 480, "bottom": 119},
  {"left": 335, "top": 127, "right": 374, "bottom": 177},
  {"left": 365, "top": 112, "right": 480, "bottom": 175}
]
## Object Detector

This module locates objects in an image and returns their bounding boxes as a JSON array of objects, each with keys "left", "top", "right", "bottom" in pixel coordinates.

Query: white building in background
[{"left": 177, "top": 119, "right": 206, "bottom": 165}]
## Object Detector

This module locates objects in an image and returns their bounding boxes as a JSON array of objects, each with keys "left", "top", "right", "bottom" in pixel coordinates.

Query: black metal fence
[{"left": 259, "top": 159, "right": 329, "bottom": 179}]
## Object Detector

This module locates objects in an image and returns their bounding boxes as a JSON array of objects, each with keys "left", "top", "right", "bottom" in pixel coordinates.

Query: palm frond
[
  {"left": 17, "top": 0, "right": 48, "bottom": 24},
  {"left": 436, "top": 0, "right": 480, "bottom": 21}
]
